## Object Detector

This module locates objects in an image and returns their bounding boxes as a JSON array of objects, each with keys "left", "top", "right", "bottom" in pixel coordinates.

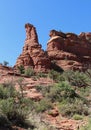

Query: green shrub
[
  {"left": 0, "top": 98, "right": 34, "bottom": 128},
  {"left": 72, "top": 114, "right": 83, "bottom": 120},
  {"left": 36, "top": 82, "right": 78, "bottom": 103},
  {"left": 35, "top": 85, "right": 43, "bottom": 92},
  {"left": 17, "top": 78, "right": 25, "bottom": 98},
  {"left": 85, "top": 69, "right": 91, "bottom": 79},
  {"left": 63, "top": 70, "right": 90, "bottom": 88},
  {"left": 0, "top": 111, "right": 11, "bottom": 128},
  {"left": 24, "top": 67, "right": 35, "bottom": 77},
  {"left": 35, "top": 85, "right": 51, "bottom": 96},
  {"left": 35, "top": 98, "right": 53, "bottom": 113},
  {"left": 37, "top": 72, "right": 47, "bottom": 78},
  {"left": 3, "top": 61, "right": 9, "bottom": 66},
  {"left": 0, "top": 83, "right": 17, "bottom": 99},
  {"left": 0, "top": 80, "right": 36, "bottom": 129},
  {"left": 18, "top": 65, "right": 25, "bottom": 74},
  {"left": 48, "top": 70, "right": 64, "bottom": 82},
  {"left": 47, "top": 81, "right": 78, "bottom": 102},
  {"left": 57, "top": 81, "right": 78, "bottom": 98},
  {"left": 77, "top": 86, "right": 91, "bottom": 97},
  {"left": 0, "top": 98, "right": 17, "bottom": 118},
  {"left": 0, "top": 85, "right": 8, "bottom": 99},
  {"left": 18, "top": 98, "right": 35, "bottom": 111},
  {"left": 58, "top": 99, "right": 89, "bottom": 117}
]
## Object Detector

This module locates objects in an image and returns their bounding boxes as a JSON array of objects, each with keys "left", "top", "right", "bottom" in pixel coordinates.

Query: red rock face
[
  {"left": 47, "top": 30, "right": 91, "bottom": 71},
  {"left": 15, "top": 24, "right": 91, "bottom": 72},
  {"left": 15, "top": 23, "right": 51, "bottom": 72}
]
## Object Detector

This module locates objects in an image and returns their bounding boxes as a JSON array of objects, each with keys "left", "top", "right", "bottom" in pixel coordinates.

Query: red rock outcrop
[
  {"left": 15, "top": 23, "right": 51, "bottom": 72},
  {"left": 15, "top": 23, "right": 91, "bottom": 72},
  {"left": 47, "top": 30, "right": 91, "bottom": 71}
]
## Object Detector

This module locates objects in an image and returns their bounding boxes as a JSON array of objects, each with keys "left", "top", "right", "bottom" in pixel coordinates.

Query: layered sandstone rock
[
  {"left": 47, "top": 30, "right": 91, "bottom": 71},
  {"left": 15, "top": 23, "right": 51, "bottom": 72},
  {"left": 15, "top": 24, "right": 91, "bottom": 72}
]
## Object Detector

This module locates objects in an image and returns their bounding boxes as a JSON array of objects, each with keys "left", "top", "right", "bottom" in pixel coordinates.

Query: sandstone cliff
[
  {"left": 15, "top": 23, "right": 91, "bottom": 72},
  {"left": 47, "top": 30, "right": 91, "bottom": 71}
]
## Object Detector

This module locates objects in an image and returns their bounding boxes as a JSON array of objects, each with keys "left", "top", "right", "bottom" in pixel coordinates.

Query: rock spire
[{"left": 15, "top": 23, "right": 51, "bottom": 72}]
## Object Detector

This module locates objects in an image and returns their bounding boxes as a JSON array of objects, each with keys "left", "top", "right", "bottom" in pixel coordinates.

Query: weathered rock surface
[
  {"left": 15, "top": 23, "right": 91, "bottom": 72},
  {"left": 47, "top": 30, "right": 91, "bottom": 71},
  {"left": 15, "top": 23, "right": 51, "bottom": 72}
]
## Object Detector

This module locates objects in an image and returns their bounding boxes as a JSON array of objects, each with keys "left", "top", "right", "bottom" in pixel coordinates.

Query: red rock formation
[
  {"left": 15, "top": 24, "right": 91, "bottom": 72},
  {"left": 47, "top": 30, "right": 91, "bottom": 71},
  {"left": 15, "top": 23, "right": 51, "bottom": 72}
]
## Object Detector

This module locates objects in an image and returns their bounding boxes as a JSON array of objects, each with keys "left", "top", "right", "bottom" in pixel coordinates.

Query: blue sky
[{"left": 0, "top": 0, "right": 91, "bottom": 66}]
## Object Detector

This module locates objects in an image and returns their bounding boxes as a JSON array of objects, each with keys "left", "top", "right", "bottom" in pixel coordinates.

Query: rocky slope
[{"left": 0, "top": 66, "right": 87, "bottom": 130}]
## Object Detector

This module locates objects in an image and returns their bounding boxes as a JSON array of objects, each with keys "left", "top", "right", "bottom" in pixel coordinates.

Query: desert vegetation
[{"left": 0, "top": 68, "right": 91, "bottom": 130}]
